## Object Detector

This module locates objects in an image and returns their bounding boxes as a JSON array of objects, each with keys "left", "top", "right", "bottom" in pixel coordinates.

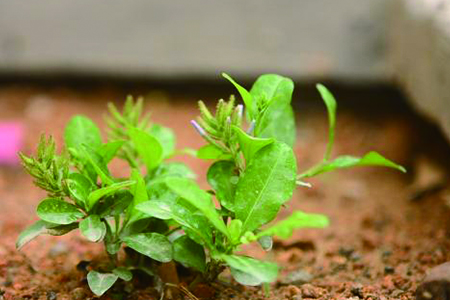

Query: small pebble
[
  {"left": 46, "top": 290, "right": 57, "bottom": 300},
  {"left": 416, "top": 262, "right": 450, "bottom": 300},
  {"left": 391, "top": 289, "right": 404, "bottom": 297},
  {"left": 301, "top": 284, "right": 318, "bottom": 299},
  {"left": 351, "top": 283, "right": 364, "bottom": 298},
  {"left": 338, "top": 246, "right": 355, "bottom": 259},
  {"left": 384, "top": 266, "right": 395, "bottom": 274}
]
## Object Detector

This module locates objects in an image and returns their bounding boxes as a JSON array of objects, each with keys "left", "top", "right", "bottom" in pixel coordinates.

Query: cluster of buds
[
  {"left": 191, "top": 96, "right": 245, "bottom": 151},
  {"left": 19, "top": 135, "right": 69, "bottom": 198}
]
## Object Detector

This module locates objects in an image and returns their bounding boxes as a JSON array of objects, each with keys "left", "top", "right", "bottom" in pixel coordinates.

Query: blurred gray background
[{"left": 0, "top": 0, "right": 387, "bottom": 81}]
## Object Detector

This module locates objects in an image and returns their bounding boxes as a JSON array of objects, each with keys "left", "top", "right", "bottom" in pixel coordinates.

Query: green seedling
[
  {"left": 136, "top": 73, "right": 405, "bottom": 287},
  {"left": 16, "top": 76, "right": 406, "bottom": 296},
  {"left": 16, "top": 97, "right": 195, "bottom": 296}
]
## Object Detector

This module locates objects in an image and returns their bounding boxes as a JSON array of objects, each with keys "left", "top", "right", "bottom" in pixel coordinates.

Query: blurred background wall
[{"left": 0, "top": 0, "right": 388, "bottom": 82}]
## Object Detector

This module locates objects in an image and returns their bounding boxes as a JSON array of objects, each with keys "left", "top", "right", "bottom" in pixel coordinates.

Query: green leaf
[
  {"left": 127, "top": 170, "right": 149, "bottom": 223},
  {"left": 173, "top": 235, "right": 206, "bottom": 272},
  {"left": 37, "top": 198, "right": 84, "bottom": 225},
  {"left": 64, "top": 115, "right": 102, "bottom": 151},
  {"left": 222, "top": 73, "right": 254, "bottom": 118},
  {"left": 16, "top": 220, "right": 47, "bottom": 250},
  {"left": 113, "top": 267, "right": 133, "bottom": 281},
  {"left": 98, "top": 141, "right": 125, "bottom": 163},
  {"left": 150, "top": 162, "right": 196, "bottom": 183},
  {"left": 221, "top": 255, "right": 278, "bottom": 286},
  {"left": 149, "top": 124, "right": 176, "bottom": 158},
  {"left": 97, "top": 190, "right": 133, "bottom": 218},
  {"left": 250, "top": 74, "right": 293, "bottom": 107},
  {"left": 232, "top": 126, "right": 274, "bottom": 162},
  {"left": 44, "top": 222, "right": 78, "bottom": 236},
  {"left": 67, "top": 173, "right": 93, "bottom": 208},
  {"left": 257, "top": 211, "right": 329, "bottom": 239},
  {"left": 87, "top": 180, "right": 135, "bottom": 209},
  {"left": 197, "top": 144, "right": 232, "bottom": 160},
  {"left": 235, "top": 142, "right": 297, "bottom": 233},
  {"left": 165, "top": 178, "right": 229, "bottom": 238},
  {"left": 251, "top": 74, "right": 296, "bottom": 146},
  {"left": 123, "top": 233, "right": 173, "bottom": 262},
  {"left": 227, "top": 219, "right": 243, "bottom": 244},
  {"left": 16, "top": 221, "right": 79, "bottom": 249},
  {"left": 87, "top": 271, "right": 118, "bottom": 296},
  {"left": 207, "top": 161, "right": 238, "bottom": 212},
  {"left": 128, "top": 126, "right": 163, "bottom": 172},
  {"left": 82, "top": 147, "right": 114, "bottom": 186},
  {"left": 136, "top": 200, "right": 213, "bottom": 248},
  {"left": 136, "top": 201, "right": 173, "bottom": 220},
  {"left": 300, "top": 151, "right": 406, "bottom": 178},
  {"left": 257, "top": 105, "right": 296, "bottom": 147},
  {"left": 79, "top": 215, "right": 106, "bottom": 242},
  {"left": 316, "top": 84, "right": 337, "bottom": 161}
]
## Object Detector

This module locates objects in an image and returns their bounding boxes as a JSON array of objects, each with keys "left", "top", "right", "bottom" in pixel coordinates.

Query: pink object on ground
[{"left": 0, "top": 122, "right": 24, "bottom": 165}]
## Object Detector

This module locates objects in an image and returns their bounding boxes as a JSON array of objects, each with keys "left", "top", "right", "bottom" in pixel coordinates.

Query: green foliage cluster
[{"left": 16, "top": 74, "right": 405, "bottom": 296}]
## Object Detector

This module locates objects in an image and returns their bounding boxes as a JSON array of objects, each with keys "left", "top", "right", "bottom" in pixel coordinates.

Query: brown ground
[{"left": 0, "top": 80, "right": 449, "bottom": 300}]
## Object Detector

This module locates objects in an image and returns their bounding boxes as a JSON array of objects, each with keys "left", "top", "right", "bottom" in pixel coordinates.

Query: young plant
[
  {"left": 16, "top": 97, "right": 195, "bottom": 296},
  {"left": 137, "top": 73, "right": 405, "bottom": 287}
]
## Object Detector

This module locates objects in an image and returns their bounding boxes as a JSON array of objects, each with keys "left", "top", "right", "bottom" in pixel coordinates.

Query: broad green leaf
[
  {"left": 67, "top": 173, "right": 93, "bottom": 208},
  {"left": 128, "top": 127, "right": 163, "bottom": 172},
  {"left": 37, "top": 198, "right": 84, "bottom": 225},
  {"left": 97, "top": 190, "right": 133, "bottom": 217},
  {"left": 251, "top": 74, "right": 296, "bottom": 147},
  {"left": 136, "top": 201, "right": 173, "bottom": 220},
  {"left": 79, "top": 215, "right": 106, "bottom": 242},
  {"left": 16, "top": 221, "right": 78, "bottom": 249},
  {"left": 221, "top": 255, "right": 278, "bottom": 286},
  {"left": 165, "top": 178, "right": 229, "bottom": 238},
  {"left": 257, "top": 211, "right": 329, "bottom": 239},
  {"left": 149, "top": 124, "right": 176, "bottom": 158},
  {"left": 300, "top": 151, "right": 406, "bottom": 178},
  {"left": 98, "top": 141, "right": 125, "bottom": 163},
  {"left": 257, "top": 105, "right": 296, "bottom": 147},
  {"left": 250, "top": 74, "right": 294, "bottom": 107},
  {"left": 316, "top": 84, "right": 337, "bottom": 161},
  {"left": 127, "top": 170, "right": 149, "bottom": 223},
  {"left": 207, "top": 161, "right": 238, "bottom": 211},
  {"left": 150, "top": 162, "right": 196, "bottom": 183},
  {"left": 82, "top": 147, "right": 114, "bottom": 186},
  {"left": 131, "top": 170, "right": 149, "bottom": 206},
  {"left": 233, "top": 126, "right": 274, "bottom": 162},
  {"left": 16, "top": 220, "right": 46, "bottom": 250},
  {"left": 87, "top": 180, "right": 135, "bottom": 209},
  {"left": 64, "top": 115, "right": 102, "bottom": 151},
  {"left": 235, "top": 142, "right": 297, "bottom": 233},
  {"left": 173, "top": 235, "right": 206, "bottom": 272},
  {"left": 197, "top": 144, "right": 232, "bottom": 160},
  {"left": 136, "top": 199, "right": 213, "bottom": 248},
  {"left": 44, "top": 222, "right": 78, "bottom": 236},
  {"left": 222, "top": 73, "right": 254, "bottom": 118},
  {"left": 123, "top": 233, "right": 173, "bottom": 262},
  {"left": 87, "top": 271, "right": 118, "bottom": 296},
  {"left": 113, "top": 267, "right": 133, "bottom": 281},
  {"left": 120, "top": 218, "right": 153, "bottom": 238}
]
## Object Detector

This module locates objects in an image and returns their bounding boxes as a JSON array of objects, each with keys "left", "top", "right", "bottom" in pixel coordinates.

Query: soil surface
[{"left": 1, "top": 81, "right": 449, "bottom": 300}]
